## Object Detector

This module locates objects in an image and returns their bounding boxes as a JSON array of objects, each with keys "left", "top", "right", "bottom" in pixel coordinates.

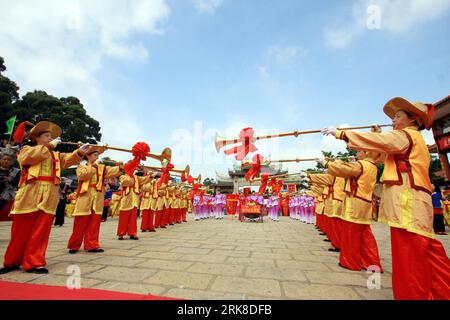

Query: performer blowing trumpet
[
  {"left": 322, "top": 97, "right": 450, "bottom": 300},
  {"left": 0, "top": 121, "right": 90, "bottom": 274}
]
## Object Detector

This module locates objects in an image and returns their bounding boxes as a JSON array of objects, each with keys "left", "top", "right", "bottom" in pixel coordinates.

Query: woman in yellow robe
[{"left": 323, "top": 97, "right": 450, "bottom": 300}]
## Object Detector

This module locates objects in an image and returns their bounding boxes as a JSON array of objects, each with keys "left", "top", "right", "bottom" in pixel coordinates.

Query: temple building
[
  {"left": 430, "top": 95, "right": 450, "bottom": 182},
  {"left": 209, "top": 162, "right": 308, "bottom": 194}
]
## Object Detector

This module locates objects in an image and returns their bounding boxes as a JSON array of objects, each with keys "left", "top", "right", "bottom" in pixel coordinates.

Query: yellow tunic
[
  {"left": 309, "top": 174, "right": 336, "bottom": 217},
  {"left": 110, "top": 193, "right": 122, "bottom": 217},
  {"left": 140, "top": 180, "right": 157, "bottom": 211},
  {"left": 336, "top": 127, "right": 435, "bottom": 238},
  {"left": 154, "top": 184, "right": 167, "bottom": 211},
  {"left": 12, "top": 145, "right": 83, "bottom": 215},
  {"left": 326, "top": 160, "right": 376, "bottom": 225},
  {"left": 118, "top": 175, "right": 151, "bottom": 211},
  {"left": 73, "top": 164, "right": 122, "bottom": 216}
]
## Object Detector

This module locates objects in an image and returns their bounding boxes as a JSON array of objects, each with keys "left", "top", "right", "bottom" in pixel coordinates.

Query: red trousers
[
  {"left": 169, "top": 208, "right": 175, "bottom": 225},
  {"left": 322, "top": 215, "right": 330, "bottom": 235},
  {"left": 161, "top": 208, "right": 169, "bottom": 227},
  {"left": 140, "top": 209, "right": 155, "bottom": 231},
  {"left": 328, "top": 217, "right": 342, "bottom": 249},
  {"left": 339, "top": 220, "right": 383, "bottom": 272},
  {"left": 390, "top": 227, "right": 450, "bottom": 300},
  {"left": 3, "top": 211, "right": 54, "bottom": 271},
  {"left": 182, "top": 208, "right": 187, "bottom": 222},
  {"left": 117, "top": 208, "right": 138, "bottom": 237},
  {"left": 154, "top": 210, "right": 162, "bottom": 228},
  {"left": 67, "top": 211, "right": 102, "bottom": 250}
]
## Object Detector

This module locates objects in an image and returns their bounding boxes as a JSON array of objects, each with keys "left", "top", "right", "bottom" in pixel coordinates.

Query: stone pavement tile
[
  {"left": 28, "top": 274, "right": 102, "bottom": 288},
  {"left": 291, "top": 253, "right": 338, "bottom": 263},
  {"left": 209, "top": 249, "right": 250, "bottom": 258},
  {"left": 88, "top": 255, "right": 148, "bottom": 267},
  {"left": 0, "top": 271, "right": 45, "bottom": 283},
  {"left": 245, "top": 267, "right": 307, "bottom": 282},
  {"left": 179, "top": 254, "right": 228, "bottom": 264},
  {"left": 251, "top": 243, "right": 287, "bottom": 249},
  {"left": 136, "top": 252, "right": 184, "bottom": 260},
  {"left": 275, "top": 260, "right": 330, "bottom": 271},
  {"left": 171, "top": 247, "right": 212, "bottom": 255},
  {"left": 45, "top": 250, "right": 68, "bottom": 259},
  {"left": 131, "top": 244, "right": 177, "bottom": 252},
  {"left": 200, "top": 244, "right": 237, "bottom": 250},
  {"left": 165, "top": 241, "right": 203, "bottom": 248},
  {"left": 102, "top": 248, "right": 145, "bottom": 257},
  {"left": 187, "top": 262, "right": 245, "bottom": 276},
  {"left": 282, "top": 282, "right": 361, "bottom": 300},
  {"left": 88, "top": 266, "right": 158, "bottom": 283},
  {"left": 45, "top": 262, "right": 106, "bottom": 276},
  {"left": 50, "top": 252, "right": 106, "bottom": 263},
  {"left": 251, "top": 252, "right": 293, "bottom": 260},
  {"left": 210, "top": 276, "right": 282, "bottom": 298},
  {"left": 93, "top": 281, "right": 167, "bottom": 296},
  {"left": 354, "top": 287, "right": 394, "bottom": 300},
  {"left": 304, "top": 271, "right": 368, "bottom": 287},
  {"left": 143, "top": 271, "right": 214, "bottom": 290},
  {"left": 165, "top": 288, "right": 243, "bottom": 300},
  {"left": 310, "top": 249, "right": 340, "bottom": 256},
  {"left": 226, "top": 257, "right": 276, "bottom": 268},
  {"left": 136, "top": 259, "right": 194, "bottom": 271},
  {"left": 236, "top": 246, "right": 272, "bottom": 253}
]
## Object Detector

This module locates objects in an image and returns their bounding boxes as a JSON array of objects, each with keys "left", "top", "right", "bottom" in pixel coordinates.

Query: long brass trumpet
[
  {"left": 251, "top": 172, "right": 306, "bottom": 182},
  {"left": 171, "top": 172, "right": 202, "bottom": 183},
  {"left": 60, "top": 142, "right": 172, "bottom": 166},
  {"left": 214, "top": 124, "right": 391, "bottom": 153},
  {"left": 142, "top": 164, "right": 190, "bottom": 177}
]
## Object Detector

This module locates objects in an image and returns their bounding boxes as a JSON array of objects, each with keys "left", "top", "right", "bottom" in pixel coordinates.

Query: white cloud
[
  {"left": 191, "top": 0, "right": 224, "bottom": 14},
  {"left": 0, "top": 0, "right": 171, "bottom": 151},
  {"left": 324, "top": 0, "right": 450, "bottom": 49}
]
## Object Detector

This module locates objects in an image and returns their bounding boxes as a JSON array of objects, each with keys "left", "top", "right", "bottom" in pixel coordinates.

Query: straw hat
[
  {"left": 27, "top": 121, "right": 62, "bottom": 140},
  {"left": 383, "top": 97, "right": 433, "bottom": 129}
]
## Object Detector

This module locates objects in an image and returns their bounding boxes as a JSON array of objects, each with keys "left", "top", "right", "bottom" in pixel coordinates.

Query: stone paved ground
[{"left": 0, "top": 214, "right": 449, "bottom": 300}]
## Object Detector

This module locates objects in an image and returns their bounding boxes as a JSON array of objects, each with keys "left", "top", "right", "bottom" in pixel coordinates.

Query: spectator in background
[
  {"left": 102, "top": 184, "right": 113, "bottom": 222},
  {"left": 432, "top": 184, "right": 447, "bottom": 235},
  {"left": 54, "top": 177, "right": 70, "bottom": 227},
  {"left": 0, "top": 151, "right": 20, "bottom": 221}
]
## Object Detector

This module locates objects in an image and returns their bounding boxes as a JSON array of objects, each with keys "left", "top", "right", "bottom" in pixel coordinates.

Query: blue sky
[{"left": 1, "top": 0, "right": 450, "bottom": 179}]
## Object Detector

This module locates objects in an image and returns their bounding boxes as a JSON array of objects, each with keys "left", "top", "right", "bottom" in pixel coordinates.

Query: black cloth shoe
[
  {"left": 323, "top": 239, "right": 331, "bottom": 242},
  {"left": 319, "top": 233, "right": 327, "bottom": 236},
  {"left": 328, "top": 248, "right": 340, "bottom": 252},
  {"left": 130, "top": 236, "right": 139, "bottom": 240},
  {"left": 141, "top": 230, "right": 148, "bottom": 232},
  {"left": 149, "top": 229, "right": 156, "bottom": 232},
  {"left": 26, "top": 267, "right": 49, "bottom": 274},
  {"left": 118, "top": 236, "right": 124, "bottom": 240},
  {"left": 88, "top": 248, "right": 104, "bottom": 253},
  {"left": 68, "top": 249, "right": 78, "bottom": 254},
  {"left": 0, "top": 265, "right": 20, "bottom": 274}
]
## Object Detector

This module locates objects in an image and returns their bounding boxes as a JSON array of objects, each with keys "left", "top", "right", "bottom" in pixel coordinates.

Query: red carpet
[{"left": 0, "top": 280, "right": 177, "bottom": 300}]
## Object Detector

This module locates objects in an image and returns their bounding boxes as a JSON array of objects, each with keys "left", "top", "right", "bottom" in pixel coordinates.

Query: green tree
[
  {"left": 203, "top": 178, "right": 215, "bottom": 186},
  {"left": 0, "top": 57, "right": 20, "bottom": 137},
  {"left": 0, "top": 57, "right": 101, "bottom": 151}
]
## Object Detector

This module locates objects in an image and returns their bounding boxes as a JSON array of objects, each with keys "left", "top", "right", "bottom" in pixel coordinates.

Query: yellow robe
[
  {"left": 118, "top": 175, "right": 151, "bottom": 211},
  {"left": 12, "top": 145, "right": 82, "bottom": 215},
  {"left": 326, "top": 160, "right": 375, "bottom": 225},
  {"left": 73, "top": 164, "right": 122, "bottom": 216},
  {"left": 336, "top": 127, "right": 435, "bottom": 238}
]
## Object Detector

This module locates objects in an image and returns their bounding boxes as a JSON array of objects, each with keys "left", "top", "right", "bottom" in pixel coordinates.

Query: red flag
[{"left": 12, "top": 121, "right": 27, "bottom": 143}]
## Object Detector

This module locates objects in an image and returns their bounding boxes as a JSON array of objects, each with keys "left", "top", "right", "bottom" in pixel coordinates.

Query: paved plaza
[{"left": 1, "top": 214, "right": 449, "bottom": 300}]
